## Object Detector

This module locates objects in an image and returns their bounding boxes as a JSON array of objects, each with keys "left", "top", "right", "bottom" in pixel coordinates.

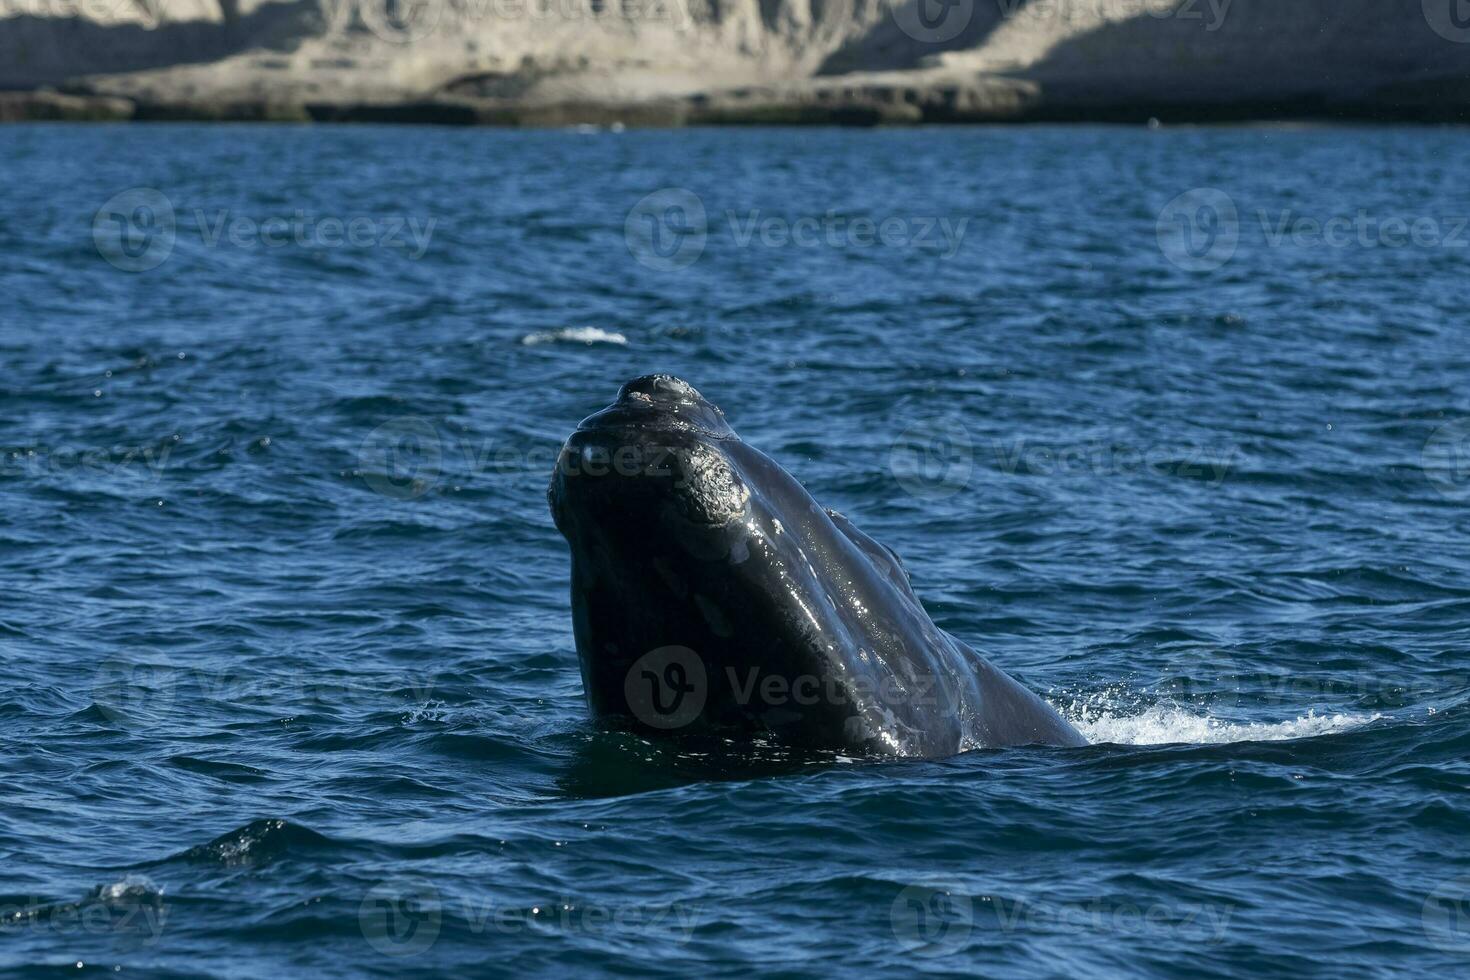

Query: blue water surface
[{"left": 2, "top": 123, "right": 1469, "bottom": 978}]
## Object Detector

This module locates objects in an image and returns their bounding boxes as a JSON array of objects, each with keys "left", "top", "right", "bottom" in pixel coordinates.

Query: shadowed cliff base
[
  {"left": 6, "top": 84, "right": 1470, "bottom": 125},
  {"left": 4, "top": 97, "right": 1468, "bottom": 127}
]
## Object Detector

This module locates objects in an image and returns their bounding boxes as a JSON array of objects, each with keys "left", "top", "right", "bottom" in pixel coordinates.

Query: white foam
[
  {"left": 94, "top": 874, "right": 162, "bottom": 902},
  {"left": 1059, "top": 701, "right": 1382, "bottom": 746},
  {"left": 519, "top": 327, "right": 628, "bottom": 347}
]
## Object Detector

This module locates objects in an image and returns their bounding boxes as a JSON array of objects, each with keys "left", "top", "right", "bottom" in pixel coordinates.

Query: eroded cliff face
[
  {"left": 3, "top": 0, "right": 1468, "bottom": 118},
  {"left": 3, "top": 0, "right": 882, "bottom": 100}
]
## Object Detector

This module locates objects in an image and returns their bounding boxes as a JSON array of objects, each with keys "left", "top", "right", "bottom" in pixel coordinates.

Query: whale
[{"left": 548, "top": 375, "right": 1086, "bottom": 758}]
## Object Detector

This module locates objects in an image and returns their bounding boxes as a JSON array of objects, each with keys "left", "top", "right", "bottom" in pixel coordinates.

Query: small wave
[
  {"left": 167, "top": 755, "right": 270, "bottom": 782},
  {"left": 165, "top": 818, "right": 336, "bottom": 867},
  {"left": 1063, "top": 703, "right": 1382, "bottom": 746},
  {"left": 519, "top": 327, "right": 628, "bottom": 347}
]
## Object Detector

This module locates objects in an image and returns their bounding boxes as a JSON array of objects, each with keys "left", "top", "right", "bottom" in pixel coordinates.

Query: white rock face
[{"left": 2, "top": 0, "right": 1468, "bottom": 113}]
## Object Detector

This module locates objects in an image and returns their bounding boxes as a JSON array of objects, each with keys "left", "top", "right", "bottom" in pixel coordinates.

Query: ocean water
[{"left": 3, "top": 123, "right": 1470, "bottom": 977}]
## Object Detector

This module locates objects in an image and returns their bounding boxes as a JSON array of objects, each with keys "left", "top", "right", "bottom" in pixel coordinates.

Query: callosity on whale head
[{"left": 548, "top": 375, "right": 1086, "bottom": 757}]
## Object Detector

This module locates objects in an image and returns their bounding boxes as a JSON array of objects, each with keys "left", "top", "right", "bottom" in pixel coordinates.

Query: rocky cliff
[{"left": 2, "top": 0, "right": 1468, "bottom": 121}]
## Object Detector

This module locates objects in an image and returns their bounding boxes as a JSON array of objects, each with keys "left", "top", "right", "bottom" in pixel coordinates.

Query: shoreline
[{"left": 5, "top": 89, "right": 1470, "bottom": 127}]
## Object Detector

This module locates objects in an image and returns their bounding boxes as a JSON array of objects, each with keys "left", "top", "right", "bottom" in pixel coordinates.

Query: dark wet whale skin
[{"left": 549, "top": 376, "right": 1087, "bottom": 757}]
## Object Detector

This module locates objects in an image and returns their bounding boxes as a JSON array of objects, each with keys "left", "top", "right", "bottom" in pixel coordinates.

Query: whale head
[{"left": 548, "top": 375, "right": 969, "bottom": 756}]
